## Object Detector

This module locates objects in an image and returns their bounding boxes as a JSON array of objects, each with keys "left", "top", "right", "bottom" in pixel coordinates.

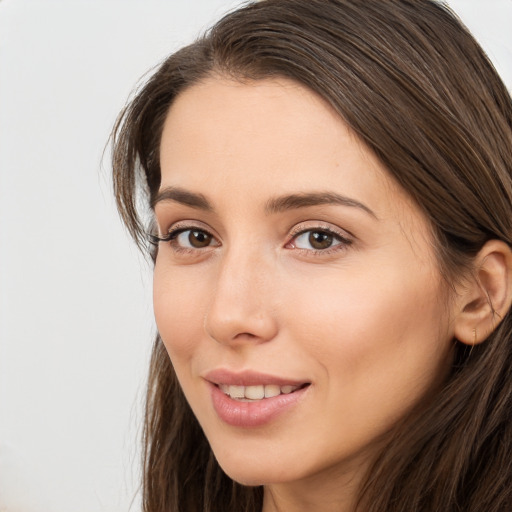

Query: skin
[{"left": 153, "top": 77, "right": 457, "bottom": 512}]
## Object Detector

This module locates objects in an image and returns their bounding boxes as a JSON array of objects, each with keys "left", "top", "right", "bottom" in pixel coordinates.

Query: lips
[{"left": 205, "top": 369, "right": 310, "bottom": 427}]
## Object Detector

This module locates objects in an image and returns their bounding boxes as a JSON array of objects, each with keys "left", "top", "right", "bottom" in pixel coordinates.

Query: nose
[{"left": 204, "top": 247, "right": 279, "bottom": 347}]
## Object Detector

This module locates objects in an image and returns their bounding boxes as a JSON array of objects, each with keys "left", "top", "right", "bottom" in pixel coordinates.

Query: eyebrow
[
  {"left": 151, "top": 186, "right": 213, "bottom": 211},
  {"left": 265, "top": 192, "right": 377, "bottom": 218},
  {"left": 152, "top": 186, "right": 376, "bottom": 218}
]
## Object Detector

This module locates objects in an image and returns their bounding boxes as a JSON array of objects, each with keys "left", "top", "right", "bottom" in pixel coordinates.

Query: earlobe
[{"left": 453, "top": 240, "right": 512, "bottom": 345}]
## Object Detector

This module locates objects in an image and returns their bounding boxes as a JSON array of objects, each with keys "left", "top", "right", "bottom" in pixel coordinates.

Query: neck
[{"left": 262, "top": 459, "right": 366, "bottom": 512}]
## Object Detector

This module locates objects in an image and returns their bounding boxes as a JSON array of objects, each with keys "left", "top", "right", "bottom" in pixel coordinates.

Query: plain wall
[{"left": 0, "top": 1, "right": 510, "bottom": 511}]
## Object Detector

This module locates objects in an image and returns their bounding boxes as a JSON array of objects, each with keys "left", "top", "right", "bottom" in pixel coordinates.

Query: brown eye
[
  {"left": 188, "top": 230, "right": 213, "bottom": 248},
  {"left": 291, "top": 228, "right": 347, "bottom": 252},
  {"left": 308, "top": 231, "right": 333, "bottom": 249},
  {"left": 165, "top": 228, "right": 218, "bottom": 250}
]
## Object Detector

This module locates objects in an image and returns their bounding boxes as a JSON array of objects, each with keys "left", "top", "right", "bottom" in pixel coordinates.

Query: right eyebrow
[{"left": 151, "top": 186, "right": 213, "bottom": 211}]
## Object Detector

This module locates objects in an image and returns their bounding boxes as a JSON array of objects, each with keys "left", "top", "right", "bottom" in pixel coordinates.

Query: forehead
[{"left": 159, "top": 76, "right": 419, "bottom": 224}]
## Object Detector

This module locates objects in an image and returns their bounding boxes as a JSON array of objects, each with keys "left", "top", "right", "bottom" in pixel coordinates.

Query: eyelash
[
  {"left": 286, "top": 225, "right": 353, "bottom": 255},
  {"left": 149, "top": 223, "right": 352, "bottom": 255},
  {"left": 149, "top": 225, "right": 218, "bottom": 253}
]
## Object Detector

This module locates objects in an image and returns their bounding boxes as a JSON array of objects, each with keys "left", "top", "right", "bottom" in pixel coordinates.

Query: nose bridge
[{"left": 205, "top": 240, "right": 278, "bottom": 345}]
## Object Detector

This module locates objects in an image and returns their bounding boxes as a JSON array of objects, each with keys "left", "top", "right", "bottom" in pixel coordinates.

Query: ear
[{"left": 453, "top": 240, "right": 512, "bottom": 345}]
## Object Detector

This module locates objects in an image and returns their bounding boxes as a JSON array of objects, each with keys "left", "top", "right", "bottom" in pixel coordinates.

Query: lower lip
[{"left": 209, "top": 383, "right": 309, "bottom": 427}]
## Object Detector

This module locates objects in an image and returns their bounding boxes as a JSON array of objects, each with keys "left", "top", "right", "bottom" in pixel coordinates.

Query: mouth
[
  {"left": 217, "top": 383, "right": 309, "bottom": 401},
  {"left": 206, "top": 371, "right": 311, "bottom": 427}
]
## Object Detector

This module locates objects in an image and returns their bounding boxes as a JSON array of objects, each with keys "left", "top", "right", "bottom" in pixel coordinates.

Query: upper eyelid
[
  {"left": 156, "top": 219, "right": 216, "bottom": 236},
  {"left": 288, "top": 222, "right": 353, "bottom": 240},
  {"left": 288, "top": 228, "right": 352, "bottom": 250},
  {"left": 149, "top": 221, "right": 218, "bottom": 245},
  {"left": 150, "top": 219, "right": 353, "bottom": 245}
]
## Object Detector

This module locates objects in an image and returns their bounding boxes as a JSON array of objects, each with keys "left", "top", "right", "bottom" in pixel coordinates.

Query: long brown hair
[{"left": 111, "top": 1, "right": 512, "bottom": 510}]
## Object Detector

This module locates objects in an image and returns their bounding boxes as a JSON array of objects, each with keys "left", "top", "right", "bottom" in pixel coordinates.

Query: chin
[
  {"left": 210, "top": 444, "right": 305, "bottom": 486},
  {"left": 219, "top": 464, "right": 292, "bottom": 487}
]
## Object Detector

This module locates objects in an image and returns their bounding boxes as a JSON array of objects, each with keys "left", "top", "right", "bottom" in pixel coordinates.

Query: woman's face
[{"left": 153, "top": 77, "right": 456, "bottom": 489}]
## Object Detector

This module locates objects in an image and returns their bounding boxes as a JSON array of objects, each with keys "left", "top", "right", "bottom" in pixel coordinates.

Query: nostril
[
  {"left": 204, "top": 309, "right": 279, "bottom": 346},
  {"left": 235, "top": 332, "right": 257, "bottom": 339}
]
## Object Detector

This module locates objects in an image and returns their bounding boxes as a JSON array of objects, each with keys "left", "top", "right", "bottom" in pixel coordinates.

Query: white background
[{"left": 0, "top": 1, "right": 511, "bottom": 511}]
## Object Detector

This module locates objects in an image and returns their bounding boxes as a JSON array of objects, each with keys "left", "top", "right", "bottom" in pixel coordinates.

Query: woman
[{"left": 111, "top": 1, "right": 512, "bottom": 510}]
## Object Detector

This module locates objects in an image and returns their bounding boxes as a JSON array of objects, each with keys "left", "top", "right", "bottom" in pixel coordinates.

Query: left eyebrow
[{"left": 265, "top": 192, "right": 377, "bottom": 219}]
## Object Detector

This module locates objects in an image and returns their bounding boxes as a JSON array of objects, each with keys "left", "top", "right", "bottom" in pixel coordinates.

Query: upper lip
[{"left": 204, "top": 369, "right": 309, "bottom": 387}]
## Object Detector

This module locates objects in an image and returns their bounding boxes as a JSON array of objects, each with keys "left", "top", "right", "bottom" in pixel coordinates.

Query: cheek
[
  {"left": 282, "top": 267, "right": 452, "bottom": 461},
  {"left": 153, "top": 262, "right": 209, "bottom": 362},
  {"left": 286, "top": 263, "right": 450, "bottom": 393}
]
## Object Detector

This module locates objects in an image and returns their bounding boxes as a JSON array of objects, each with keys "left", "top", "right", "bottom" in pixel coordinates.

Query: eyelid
[
  {"left": 149, "top": 220, "right": 220, "bottom": 246},
  {"left": 148, "top": 219, "right": 353, "bottom": 254},
  {"left": 288, "top": 222, "right": 352, "bottom": 241},
  {"left": 286, "top": 222, "right": 353, "bottom": 252}
]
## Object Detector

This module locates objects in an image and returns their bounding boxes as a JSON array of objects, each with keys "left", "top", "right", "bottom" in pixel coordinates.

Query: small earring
[{"left": 472, "top": 327, "right": 478, "bottom": 344}]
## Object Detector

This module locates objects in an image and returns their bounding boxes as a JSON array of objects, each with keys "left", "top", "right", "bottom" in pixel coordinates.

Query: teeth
[
  {"left": 264, "top": 384, "right": 281, "bottom": 398},
  {"left": 245, "top": 385, "right": 265, "bottom": 399},
  {"left": 221, "top": 383, "right": 301, "bottom": 400},
  {"left": 229, "top": 385, "right": 245, "bottom": 399}
]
